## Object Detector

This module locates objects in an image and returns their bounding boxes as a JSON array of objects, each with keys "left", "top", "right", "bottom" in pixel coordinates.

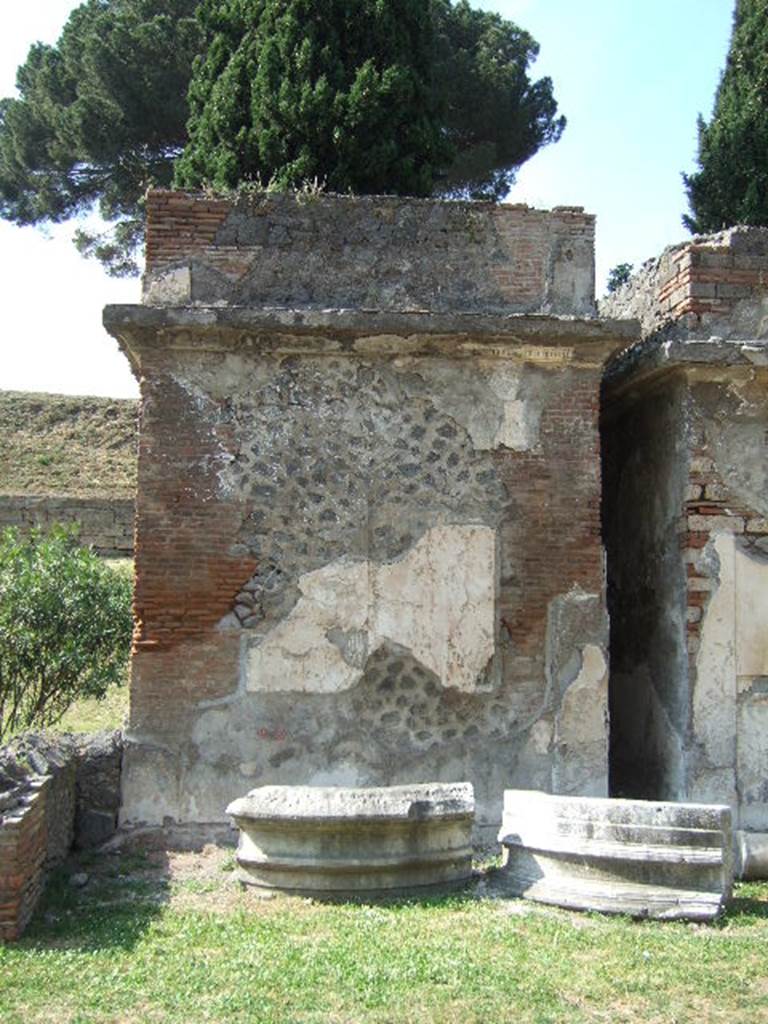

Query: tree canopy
[
  {"left": 176, "top": 0, "right": 564, "bottom": 202},
  {"left": 683, "top": 0, "right": 768, "bottom": 233},
  {"left": 0, "top": 0, "right": 202, "bottom": 275},
  {"left": 1, "top": 0, "right": 564, "bottom": 275}
]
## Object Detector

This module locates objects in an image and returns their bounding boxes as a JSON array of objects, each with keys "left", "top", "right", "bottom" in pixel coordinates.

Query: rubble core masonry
[{"left": 105, "top": 190, "right": 635, "bottom": 841}]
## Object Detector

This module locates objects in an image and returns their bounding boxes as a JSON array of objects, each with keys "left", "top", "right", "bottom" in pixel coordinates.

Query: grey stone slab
[
  {"left": 227, "top": 782, "right": 474, "bottom": 894},
  {"left": 497, "top": 789, "right": 733, "bottom": 921}
]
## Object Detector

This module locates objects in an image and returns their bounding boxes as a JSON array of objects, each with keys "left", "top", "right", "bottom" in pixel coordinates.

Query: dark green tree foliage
[
  {"left": 0, "top": 0, "right": 564, "bottom": 272},
  {"left": 0, "top": 0, "right": 202, "bottom": 275},
  {"left": 683, "top": 0, "right": 768, "bottom": 232},
  {"left": 175, "top": 0, "right": 565, "bottom": 200},
  {"left": 606, "top": 262, "right": 634, "bottom": 293},
  {"left": 175, "top": 0, "right": 451, "bottom": 196},
  {"left": 434, "top": 0, "right": 564, "bottom": 200},
  {"left": 0, "top": 527, "right": 133, "bottom": 741}
]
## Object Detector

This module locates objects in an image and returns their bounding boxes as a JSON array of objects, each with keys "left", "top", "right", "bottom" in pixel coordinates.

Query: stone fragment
[
  {"left": 497, "top": 790, "right": 733, "bottom": 921},
  {"left": 227, "top": 782, "right": 475, "bottom": 894}
]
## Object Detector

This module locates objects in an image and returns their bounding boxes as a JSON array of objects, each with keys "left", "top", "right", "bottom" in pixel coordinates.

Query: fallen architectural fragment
[
  {"left": 602, "top": 226, "right": 768, "bottom": 879},
  {"left": 104, "top": 189, "right": 636, "bottom": 843},
  {"left": 498, "top": 789, "right": 733, "bottom": 920},
  {"left": 227, "top": 782, "right": 474, "bottom": 892}
]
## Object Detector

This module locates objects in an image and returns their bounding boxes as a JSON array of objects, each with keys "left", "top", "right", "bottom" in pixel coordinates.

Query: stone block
[
  {"left": 227, "top": 782, "right": 475, "bottom": 894},
  {"left": 497, "top": 790, "right": 733, "bottom": 920}
]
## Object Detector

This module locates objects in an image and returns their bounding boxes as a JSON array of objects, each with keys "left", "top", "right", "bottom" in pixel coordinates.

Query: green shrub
[{"left": 0, "top": 526, "right": 133, "bottom": 741}]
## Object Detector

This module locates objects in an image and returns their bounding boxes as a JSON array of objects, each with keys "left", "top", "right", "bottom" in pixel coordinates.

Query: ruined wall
[
  {"left": 0, "top": 495, "right": 134, "bottom": 557},
  {"left": 143, "top": 190, "right": 596, "bottom": 316},
  {"left": 106, "top": 190, "right": 631, "bottom": 842},
  {"left": 684, "top": 372, "right": 768, "bottom": 826},
  {"left": 600, "top": 225, "right": 768, "bottom": 340},
  {"left": 603, "top": 230, "right": 768, "bottom": 847}
]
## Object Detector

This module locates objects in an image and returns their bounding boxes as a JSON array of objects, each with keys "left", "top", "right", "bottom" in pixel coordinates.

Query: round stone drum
[{"left": 226, "top": 782, "right": 475, "bottom": 894}]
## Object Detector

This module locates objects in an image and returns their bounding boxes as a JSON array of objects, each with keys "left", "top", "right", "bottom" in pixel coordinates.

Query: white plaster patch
[
  {"left": 735, "top": 545, "right": 768, "bottom": 680},
  {"left": 393, "top": 359, "right": 540, "bottom": 451},
  {"left": 245, "top": 525, "right": 496, "bottom": 694},
  {"left": 556, "top": 645, "right": 608, "bottom": 746},
  {"left": 529, "top": 719, "right": 553, "bottom": 755},
  {"left": 694, "top": 532, "right": 737, "bottom": 780},
  {"left": 143, "top": 265, "right": 191, "bottom": 305},
  {"left": 552, "top": 644, "right": 609, "bottom": 796}
]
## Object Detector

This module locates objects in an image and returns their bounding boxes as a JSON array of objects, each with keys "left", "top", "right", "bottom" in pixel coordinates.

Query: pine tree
[
  {"left": 683, "top": 0, "right": 768, "bottom": 232},
  {"left": 0, "top": 0, "right": 202, "bottom": 275},
  {"left": 175, "top": 0, "right": 565, "bottom": 200},
  {"left": 175, "top": 0, "right": 451, "bottom": 196},
  {"left": 0, "top": 0, "right": 564, "bottom": 273}
]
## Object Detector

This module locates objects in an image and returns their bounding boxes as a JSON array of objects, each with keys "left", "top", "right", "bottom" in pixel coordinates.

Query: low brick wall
[
  {"left": 0, "top": 495, "right": 135, "bottom": 557},
  {"left": 0, "top": 732, "right": 123, "bottom": 941},
  {"left": 600, "top": 225, "right": 768, "bottom": 337},
  {"left": 142, "top": 189, "right": 597, "bottom": 316},
  {"left": 0, "top": 778, "right": 49, "bottom": 941}
]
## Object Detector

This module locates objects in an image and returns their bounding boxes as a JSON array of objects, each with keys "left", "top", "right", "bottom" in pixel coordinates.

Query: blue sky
[{"left": 1, "top": 0, "right": 734, "bottom": 398}]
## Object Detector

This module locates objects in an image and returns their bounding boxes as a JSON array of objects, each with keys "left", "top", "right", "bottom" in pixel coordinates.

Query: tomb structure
[
  {"left": 602, "top": 227, "right": 768, "bottom": 877},
  {"left": 104, "top": 190, "right": 635, "bottom": 843}
]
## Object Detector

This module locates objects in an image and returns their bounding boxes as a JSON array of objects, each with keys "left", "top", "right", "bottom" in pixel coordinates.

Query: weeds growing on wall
[{"left": 0, "top": 526, "right": 133, "bottom": 741}]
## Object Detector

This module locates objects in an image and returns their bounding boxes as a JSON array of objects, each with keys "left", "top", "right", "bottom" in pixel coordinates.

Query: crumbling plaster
[
  {"left": 604, "top": 280, "right": 768, "bottom": 850},
  {"left": 105, "top": 192, "right": 632, "bottom": 843}
]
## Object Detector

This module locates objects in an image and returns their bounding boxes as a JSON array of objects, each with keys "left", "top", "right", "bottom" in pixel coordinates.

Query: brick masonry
[
  {"left": 0, "top": 732, "right": 124, "bottom": 941},
  {"left": 603, "top": 224, "right": 768, "bottom": 849},
  {"left": 106, "top": 191, "right": 635, "bottom": 839},
  {"left": 0, "top": 779, "right": 49, "bottom": 942},
  {"left": 600, "top": 225, "right": 768, "bottom": 337},
  {"left": 142, "top": 189, "right": 596, "bottom": 316}
]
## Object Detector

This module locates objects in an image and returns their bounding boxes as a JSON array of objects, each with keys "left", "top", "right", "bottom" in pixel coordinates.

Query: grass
[
  {"left": 0, "top": 849, "right": 767, "bottom": 1024},
  {"left": 0, "top": 390, "right": 137, "bottom": 498},
  {"left": 53, "top": 679, "right": 129, "bottom": 735}
]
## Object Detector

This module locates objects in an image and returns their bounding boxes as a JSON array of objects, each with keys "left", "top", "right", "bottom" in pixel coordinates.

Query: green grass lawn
[{"left": 1, "top": 846, "right": 767, "bottom": 1024}]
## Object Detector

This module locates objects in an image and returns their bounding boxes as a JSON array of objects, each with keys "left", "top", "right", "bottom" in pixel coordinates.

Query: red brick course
[
  {"left": 0, "top": 781, "right": 49, "bottom": 942},
  {"left": 657, "top": 243, "right": 768, "bottom": 322}
]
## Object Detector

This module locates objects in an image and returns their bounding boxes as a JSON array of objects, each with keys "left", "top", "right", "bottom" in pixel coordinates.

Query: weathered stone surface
[
  {"left": 74, "top": 730, "right": 123, "bottom": 849},
  {"left": 143, "top": 190, "right": 597, "bottom": 317},
  {"left": 245, "top": 525, "right": 495, "bottom": 695},
  {"left": 106, "top": 192, "right": 631, "bottom": 842},
  {"left": 498, "top": 790, "right": 733, "bottom": 920},
  {"left": 603, "top": 241, "right": 768, "bottom": 873},
  {"left": 227, "top": 782, "right": 474, "bottom": 893}
]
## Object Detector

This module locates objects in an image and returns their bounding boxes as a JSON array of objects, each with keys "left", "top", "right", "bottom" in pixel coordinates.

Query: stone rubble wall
[
  {"left": 0, "top": 495, "right": 135, "bottom": 557},
  {"left": 111, "top": 314, "right": 630, "bottom": 840},
  {"left": 0, "top": 732, "right": 123, "bottom": 941},
  {"left": 142, "top": 189, "right": 596, "bottom": 316},
  {"left": 600, "top": 226, "right": 768, "bottom": 339},
  {"left": 602, "top": 216, "right": 768, "bottom": 853}
]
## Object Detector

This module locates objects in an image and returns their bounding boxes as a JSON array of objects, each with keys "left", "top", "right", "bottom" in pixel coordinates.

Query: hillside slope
[{"left": 0, "top": 391, "right": 138, "bottom": 498}]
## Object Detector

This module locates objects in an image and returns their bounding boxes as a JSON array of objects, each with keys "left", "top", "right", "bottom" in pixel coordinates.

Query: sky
[{"left": 0, "top": 0, "right": 735, "bottom": 399}]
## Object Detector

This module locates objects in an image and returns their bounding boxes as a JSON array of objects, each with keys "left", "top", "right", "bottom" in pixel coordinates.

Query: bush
[
  {"left": 606, "top": 263, "right": 634, "bottom": 294},
  {"left": 0, "top": 526, "right": 133, "bottom": 741}
]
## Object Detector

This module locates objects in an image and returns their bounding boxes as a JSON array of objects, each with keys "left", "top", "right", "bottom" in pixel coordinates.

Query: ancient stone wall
[
  {"left": 603, "top": 232, "right": 768, "bottom": 857},
  {"left": 107, "top": 191, "right": 633, "bottom": 842},
  {"left": 0, "top": 732, "right": 124, "bottom": 940},
  {"left": 143, "top": 190, "right": 596, "bottom": 316},
  {"left": 600, "top": 225, "right": 768, "bottom": 339},
  {"left": 0, "top": 777, "right": 49, "bottom": 942},
  {"left": 0, "top": 495, "right": 134, "bottom": 557}
]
